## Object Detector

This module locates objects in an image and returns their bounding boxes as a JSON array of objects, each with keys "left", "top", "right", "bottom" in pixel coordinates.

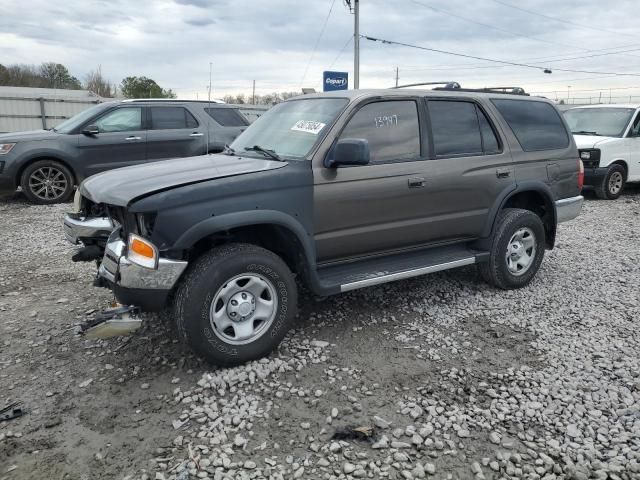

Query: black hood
[
  {"left": 80, "top": 154, "right": 287, "bottom": 206},
  {"left": 0, "top": 129, "right": 58, "bottom": 142}
]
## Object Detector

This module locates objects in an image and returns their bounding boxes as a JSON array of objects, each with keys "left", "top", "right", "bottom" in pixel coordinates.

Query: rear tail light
[{"left": 578, "top": 159, "right": 584, "bottom": 190}]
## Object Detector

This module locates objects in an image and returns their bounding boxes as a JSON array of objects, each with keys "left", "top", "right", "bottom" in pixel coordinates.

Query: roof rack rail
[
  {"left": 433, "top": 85, "right": 529, "bottom": 96},
  {"left": 392, "top": 81, "right": 461, "bottom": 90}
]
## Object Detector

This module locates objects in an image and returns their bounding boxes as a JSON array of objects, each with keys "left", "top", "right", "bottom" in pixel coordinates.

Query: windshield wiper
[
  {"left": 223, "top": 144, "right": 236, "bottom": 156},
  {"left": 572, "top": 130, "right": 600, "bottom": 136},
  {"left": 244, "top": 145, "right": 284, "bottom": 162}
]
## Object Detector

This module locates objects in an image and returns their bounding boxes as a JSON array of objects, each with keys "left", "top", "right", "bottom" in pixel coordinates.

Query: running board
[{"left": 317, "top": 244, "right": 487, "bottom": 294}]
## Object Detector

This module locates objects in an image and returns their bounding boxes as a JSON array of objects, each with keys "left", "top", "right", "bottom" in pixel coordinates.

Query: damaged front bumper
[
  {"left": 64, "top": 212, "right": 188, "bottom": 311},
  {"left": 98, "top": 230, "right": 188, "bottom": 310},
  {"left": 63, "top": 214, "right": 113, "bottom": 245}
]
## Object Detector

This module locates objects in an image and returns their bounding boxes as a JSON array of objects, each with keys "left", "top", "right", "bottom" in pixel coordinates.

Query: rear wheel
[
  {"left": 20, "top": 160, "right": 74, "bottom": 204},
  {"left": 174, "top": 243, "right": 297, "bottom": 366},
  {"left": 595, "top": 164, "right": 625, "bottom": 200},
  {"left": 479, "top": 208, "right": 546, "bottom": 289}
]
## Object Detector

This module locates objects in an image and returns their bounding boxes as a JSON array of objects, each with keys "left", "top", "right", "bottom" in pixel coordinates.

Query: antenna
[{"left": 207, "top": 61, "right": 212, "bottom": 155}]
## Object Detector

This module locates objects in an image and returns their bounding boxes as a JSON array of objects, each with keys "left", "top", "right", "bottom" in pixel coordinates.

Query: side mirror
[
  {"left": 326, "top": 138, "right": 370, "bottom": 168},
  {"left": 82, "top": 125, "right": 99, "bottom": 135}
]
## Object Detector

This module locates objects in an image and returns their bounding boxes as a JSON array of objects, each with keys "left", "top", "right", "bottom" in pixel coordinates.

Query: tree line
[
  {"left": 221, "top": 91, "right": 301, "bottom": 106},
  {"left": 0, "top": 62, "right": 303, "bottom": 105},
  {"left": 0, "top": 62, "right": 176, "bottom": 99}
]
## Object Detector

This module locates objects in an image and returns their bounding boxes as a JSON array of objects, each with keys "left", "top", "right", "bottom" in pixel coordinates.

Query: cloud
[
  {"left": 184, "top": 17, "right": 216, "bottom": 27},
  {"left": 0, "top": 0, "right": 638, "bottom": 101},
  {"left": 174, "top": 0, "right": 214, "bottom": 7}
]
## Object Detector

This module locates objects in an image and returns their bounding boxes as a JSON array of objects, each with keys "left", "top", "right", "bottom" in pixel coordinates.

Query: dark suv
[
  {"left": 64, "top": 87, "right": 584, "bottom": 366},
  {"left": 0, "top": 99, "right": 249, "bottom": 204}
]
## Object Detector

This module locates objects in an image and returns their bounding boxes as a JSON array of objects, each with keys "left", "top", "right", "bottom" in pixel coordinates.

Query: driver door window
[
  {"left": 95, "top": 108, "right": 143, "bottom": 133},
  {"left": 338, "top": 100, "right": 421, "bottom": 163}
]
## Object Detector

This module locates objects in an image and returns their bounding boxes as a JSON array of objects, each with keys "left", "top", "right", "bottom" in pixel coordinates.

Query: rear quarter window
[
  {"left": 492, "top": 99, "right": 569, "bottom": 151},
  {"left": 205, "top": 108, "right": 249, "bottom": 127}
]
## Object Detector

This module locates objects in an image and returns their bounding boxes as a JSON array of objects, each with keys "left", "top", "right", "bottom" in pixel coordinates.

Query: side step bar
[
  {"left": 316, "top": 244, "right": 487, "bottom": 295},
  {"left": 340, "top": 256, "right": 476, "bottom": 292}
]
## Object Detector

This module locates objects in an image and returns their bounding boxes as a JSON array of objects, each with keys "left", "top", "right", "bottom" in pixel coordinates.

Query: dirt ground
[{"left": 1, "top": 186, "right": 639, "bottom": 480}]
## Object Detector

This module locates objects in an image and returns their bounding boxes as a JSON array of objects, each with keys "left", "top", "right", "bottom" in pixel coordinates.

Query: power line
[
  {"left": 409, "top": 0, "right": 586, "bottom": 53},
  {"left": 329, "top": 35, "right": 354, "bottom": 69},
  {"left": 362, "top": 35, "right": 640, "bottom": 77},
  {"left": 300, "top": 0, "right": 338, "bottom": 88},
  {"left": 531, "top": 85, "right": 640, "bottom": 95},
  {"left": 394, "top": 47, "right": 640, "bottom": 73},
  {"left": 395, "top": 43, "right": 640, "bottom": 71},
  {"left": 490, "top": 0, "right": 634, "bottom": 38}
]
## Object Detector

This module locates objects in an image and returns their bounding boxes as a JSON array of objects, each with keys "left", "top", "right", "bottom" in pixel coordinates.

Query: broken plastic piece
[
  {"left": 81, "top": 305, "right": 142, "bottom": 338},
  {"left": 0, "top": 402, "right": 24, "bottom": 422},
  {"left": 332, "top": 425, "right": 377, "bottom": 443}
]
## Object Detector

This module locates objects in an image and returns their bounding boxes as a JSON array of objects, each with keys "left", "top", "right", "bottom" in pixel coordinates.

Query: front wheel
[
  {"left": 20, "top": 160, "right": 74, "bottom": 204},
  {"left": 595, "top": 164, "right": 625, "bottom": 200},
  {"left": 479, "top": 208, "right": 546, "bottom": 289},
  {"left": 174, "top": 243, "right": 298, "bottom": 366}
]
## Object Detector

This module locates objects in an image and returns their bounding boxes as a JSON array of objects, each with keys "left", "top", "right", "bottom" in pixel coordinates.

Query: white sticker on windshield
[{"left": 291, "top": 120, "right": 326, "bottom": 135}]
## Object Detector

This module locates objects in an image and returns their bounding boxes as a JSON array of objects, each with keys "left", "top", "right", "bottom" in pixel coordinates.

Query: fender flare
[
  {"left": 482, "top": 181, "right": 557, "bottom": 240},
  {"left": 173, "top": 209, "right": 317, "bottom": 268}
]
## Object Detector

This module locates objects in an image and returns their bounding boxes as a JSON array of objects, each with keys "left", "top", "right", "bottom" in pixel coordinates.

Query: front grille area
[
  {"left": 579, "top": 149, "right": 601, "bottom": 169},
  {"left": 583, "top": 160, "right": 600, "bottom": 169},
  {"left": 103, "top": 251, "right": 119, "bottom": 277}
]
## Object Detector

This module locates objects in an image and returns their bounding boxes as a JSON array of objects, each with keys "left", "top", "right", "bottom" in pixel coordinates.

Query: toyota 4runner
[{"left": 64, "top": 87, "right": 584, "bottom": 366}]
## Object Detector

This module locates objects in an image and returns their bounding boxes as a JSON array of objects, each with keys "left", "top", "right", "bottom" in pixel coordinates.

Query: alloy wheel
[{"left": 28, "top": 167, "right": 68, "bottom": 201}]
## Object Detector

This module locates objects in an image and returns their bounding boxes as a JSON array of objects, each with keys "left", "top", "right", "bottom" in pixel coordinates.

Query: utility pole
[
  {"left": 567, "top": 85, "right": 571, "bottom": 104},
  {"left": 395, "top": 66, "right": 399, "bottom": 88},
  {"left": 354, "top": 0, "right": 360, "bottom": 89},
  {"left": 252, "top": 80, "right": 256, "bottom": 105},
  {"left": 208, "top": 62, "right": 213, "bottom": 102}
]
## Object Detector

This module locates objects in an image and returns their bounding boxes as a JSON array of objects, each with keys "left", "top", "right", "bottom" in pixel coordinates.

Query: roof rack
[
  {"left": 392, "top": 81, "right": 461, "bottom": 90},
  {"left": 392, "top": 81, "right": 529, "bottom": 96},
  {"left": 121, "top": 98, "right": 227, "bottom": 104},
  {"left": 433, "top": 85, "right": 529, "bottom": 96}
]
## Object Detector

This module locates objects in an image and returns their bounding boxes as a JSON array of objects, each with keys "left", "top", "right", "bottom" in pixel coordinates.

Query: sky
[{"left": 1, "top": 0, "right": 639, "bottom": 103}]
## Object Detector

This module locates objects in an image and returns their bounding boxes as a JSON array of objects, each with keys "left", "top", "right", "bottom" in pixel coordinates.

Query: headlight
[
  {"left": 127, "top": 234, "right": 158, "bottom": 269},
  {"left": 73, "top": 190, "right": 82, "bottom": 213},
  {"left": 578, "top": 148, "right": 601, "bottom": 164},
  {"left": 0, "top": 143, "right": 16, "bottom": 155}
]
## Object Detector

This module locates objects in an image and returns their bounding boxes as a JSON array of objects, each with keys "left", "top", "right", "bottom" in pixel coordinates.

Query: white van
[{"left": 564, "top": 104, "right": 640, "bottom": 199}]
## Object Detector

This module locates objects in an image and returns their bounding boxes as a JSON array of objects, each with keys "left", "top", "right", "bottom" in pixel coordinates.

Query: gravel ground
[{"left": 1, "top": 187, "right": 639, "bottom": 480}]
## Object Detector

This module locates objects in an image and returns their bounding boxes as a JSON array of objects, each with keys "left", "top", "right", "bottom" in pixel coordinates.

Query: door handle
[
  {"left": 190, "top": 132, "right": 204, "bottom": 137},
  {"left": 408, "top": 177, "right": 426, "bottom": 188},
  {"left": 125, "top": 136, "right": 141, "bottom": 141},
  {"left": 496, "top": 168, "right": 511, "bottom": 179}
]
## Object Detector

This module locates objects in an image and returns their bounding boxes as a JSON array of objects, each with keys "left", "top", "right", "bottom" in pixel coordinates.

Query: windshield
[
  {"left": 54, "top": 103, "right": 112, "bottom": 134},
  {"left": 563, "top": 107, "right": 634, "bottom": 137},
  {"left": 230, "top": 98, "right": 348, "bottom": 159}
]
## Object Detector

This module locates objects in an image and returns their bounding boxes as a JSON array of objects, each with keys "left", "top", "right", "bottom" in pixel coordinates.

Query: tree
[
  {"left": 85, "top": 66, "right": 113, "bottom": 97},
  {"left": 120, "top": 76, "right": 176, "bottom": 99},
  {"left": 39, "top": 62, "right": 82, "bottom": 89}
]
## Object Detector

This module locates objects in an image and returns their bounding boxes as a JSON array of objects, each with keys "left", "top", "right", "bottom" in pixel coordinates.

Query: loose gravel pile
[{"left": 1, "top": 188, "right": 639, "bottom": 480}]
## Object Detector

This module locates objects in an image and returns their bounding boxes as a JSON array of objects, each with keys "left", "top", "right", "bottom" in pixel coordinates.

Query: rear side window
[
  {"left": 428, "top": 100, "right": 501, "bottom": 157},
  {"left": 492, "top": 99, "right": 569, "bottom": 151},
  {"left": 478, "top": 108, "right": 501, "bottom": 154},
  {"left": 429, "top": 101, "right": 482, "bottom": 157},
  {"left": 150, "top": 107, "right": 198, "bottom": 130},
  {"left": 339, "top": 100, "right": 421, "bottom": 163},
  {"left": 205, "top": 108, "right": 249, "bottom": 127}
]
